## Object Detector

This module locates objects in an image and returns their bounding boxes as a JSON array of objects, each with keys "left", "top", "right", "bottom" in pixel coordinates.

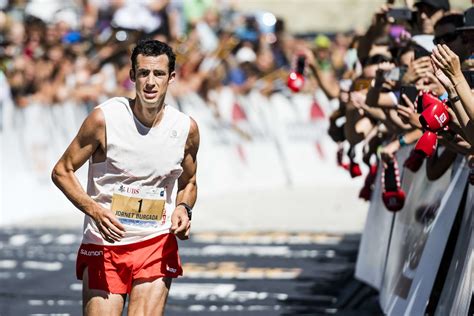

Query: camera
[
  {"left": 387, "top": 8, "right": 413, "bottom": 21},
  {"left": 400, "top": 85, "right": 418, "bottom": 107}
]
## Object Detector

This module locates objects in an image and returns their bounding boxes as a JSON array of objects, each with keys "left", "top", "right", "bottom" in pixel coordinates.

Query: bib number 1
[{"left": 111, "top": 185, "right": 166, "bottom": 227}]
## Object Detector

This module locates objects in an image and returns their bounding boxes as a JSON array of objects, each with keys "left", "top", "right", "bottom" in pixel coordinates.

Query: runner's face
[{"left": 131, "top": 54, "right": 175, "bottom": 108}]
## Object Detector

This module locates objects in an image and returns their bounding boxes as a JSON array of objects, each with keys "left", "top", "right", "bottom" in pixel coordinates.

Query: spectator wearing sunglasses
[
  {"left": 414, "top": 0, "right": 450, "bottom": 35},
  {"left": 434, "top": 13, "right": 469, "bottom": 62},
  {"left": 456, "top": 6, "right": 474, "bottom": 67}
]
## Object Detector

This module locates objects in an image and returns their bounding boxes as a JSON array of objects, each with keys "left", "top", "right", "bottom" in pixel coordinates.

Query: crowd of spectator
[
  {"left": 1, "top": 0, "right": 473, "bottom": 204},
  {"left": 312, "top": 0, "right": 474, "bottom": 207},
  {"left": 0, "top": 0, "right": 353, "bottom": 112}
]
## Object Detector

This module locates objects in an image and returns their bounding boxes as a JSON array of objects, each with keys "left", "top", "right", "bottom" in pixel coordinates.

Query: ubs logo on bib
[
  {"left": 170, "top": 130, "right": 178, "bottom": 138},
  {"left": 118, "top": 185, "right": 140, "bottom": 194}
]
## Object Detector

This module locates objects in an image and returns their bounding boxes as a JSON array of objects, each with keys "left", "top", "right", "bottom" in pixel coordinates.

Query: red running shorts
[{"left": 76, "top": 233, "right": 182, "bottom": 294}]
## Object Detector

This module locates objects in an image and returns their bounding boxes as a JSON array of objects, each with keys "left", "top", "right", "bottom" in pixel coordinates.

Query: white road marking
[
  {"left": 22, "top": 261, "right": 62, "bottom": 271},
  {"left": 39, "top": 234, "right": 54, "bottom": 244},
  {"left": 0, "top": 259, "right": 17, "bottom": 269},
  {"left": 9, "top": 234, "right": 29, "bottom": 246},
  {"left": 56, "top": 234, "right": 78, "bottom": 245}
]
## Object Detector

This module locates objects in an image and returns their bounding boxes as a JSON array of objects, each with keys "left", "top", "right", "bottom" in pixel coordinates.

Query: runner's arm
[
  {"left": 51, "top": 108, "right": 125, "bottom": 242},
  {"left": 172, "top": 118, "right": 200, "bottom": 239}
]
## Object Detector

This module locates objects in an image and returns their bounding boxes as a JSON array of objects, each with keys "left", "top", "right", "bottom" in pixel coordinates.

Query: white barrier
[
  {"left": 1, "top": 88, "right": 362, "bottom": 226},
  {"left": 356, "top": 149, "right": 472, "bottom": 315},
  {"left": 435, "top": 185, "right": 473, "bottom": 316},
  {"left": 355, "top": 145, "right": 412, "bottom": 290}
]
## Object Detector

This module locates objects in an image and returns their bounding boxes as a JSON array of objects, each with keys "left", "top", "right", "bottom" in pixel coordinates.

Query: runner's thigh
[
  {"left": 82, "top": 267, "right": 126, "bottom": 316},
  {"left": 128, "top": 277, "right": 172, "bottom": 316}
]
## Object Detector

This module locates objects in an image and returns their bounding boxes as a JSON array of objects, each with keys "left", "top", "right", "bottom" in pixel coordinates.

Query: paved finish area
[{"left": 0, "top": 229, "right": 381, "bottom": 315}]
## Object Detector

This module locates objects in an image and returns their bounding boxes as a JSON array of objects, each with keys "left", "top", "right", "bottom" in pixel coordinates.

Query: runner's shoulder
[
  {"left": 189, "top": 117, "right": 199, "bottom": 135},
  {"left": 186, "top": 117, "right": 200, "bottom": 151},
  {"left": 86, "top": 107, "right": 105, "bottom": 130},
  {"left": 86, "top": 97, "right": 128, "bottom": 129}
]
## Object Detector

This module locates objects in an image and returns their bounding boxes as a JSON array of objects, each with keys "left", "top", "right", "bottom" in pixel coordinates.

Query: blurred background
[
  {"left": 0, "top": 0, "right": 472, "bottom": 315},
  {"left": 0, "top": 0, "right": 384, "bottom": 230}
]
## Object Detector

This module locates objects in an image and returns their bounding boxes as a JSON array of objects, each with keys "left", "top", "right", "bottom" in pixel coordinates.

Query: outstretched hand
[
  {"left": 430, "top": 57, "right": 454, "bottom": 92},
  {"left": 431, "top": 44, "right": 462, "bottom": 82}
]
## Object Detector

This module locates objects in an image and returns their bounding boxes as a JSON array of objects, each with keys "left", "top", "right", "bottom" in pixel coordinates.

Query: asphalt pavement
[{"left": 0, "top": 228, "right": 382, "bottom": 316}]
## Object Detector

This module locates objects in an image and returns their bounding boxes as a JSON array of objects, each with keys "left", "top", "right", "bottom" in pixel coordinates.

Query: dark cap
[
  {"left": 456, "top": 6, "right": 474, "bottom": 31},
  {"left": 414, "top": 0, "right": 450, "bottom": 11}
]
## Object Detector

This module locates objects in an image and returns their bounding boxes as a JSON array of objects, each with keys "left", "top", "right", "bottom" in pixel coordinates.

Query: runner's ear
[
  {"left": 168, "top": 71, "right": 176, "bottom": 84},
  {"left": 129, "top": 69, "right": 136, "bottom": 82}
]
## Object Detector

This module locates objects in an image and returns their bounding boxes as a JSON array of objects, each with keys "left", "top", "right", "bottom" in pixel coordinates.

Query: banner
[
  {"left": 380, "top": 159, "right": 469, "bottom": 315},
  {"left": 435, "top": 185, "right": 473, "bottom": 316}
]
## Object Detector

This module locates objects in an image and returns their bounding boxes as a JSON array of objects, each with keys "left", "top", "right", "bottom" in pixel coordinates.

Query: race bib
[{"left": 111, "top": 184, "right": 166, "bottom": 227}]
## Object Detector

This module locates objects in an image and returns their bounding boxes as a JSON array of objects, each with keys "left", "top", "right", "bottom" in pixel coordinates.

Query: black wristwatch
[
  {"left": 178, "top": 202, "right": 192, "bottom": 220},
  {"left": 449, "top": 95, "right": 460, "bottom": 104}
]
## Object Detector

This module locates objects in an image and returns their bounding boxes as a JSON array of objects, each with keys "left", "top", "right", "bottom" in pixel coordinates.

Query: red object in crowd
[
  {"left": 310, "top": 100, "right": 325, "bottom": 120},
  {"left": 232, "top": 102, "right": 247, "bottom": 122},
  {"left": 421, "top": 92, "right": 440, "bottom": 111},
  {"left": 359, "top": 164, "right": 379, "bottom": 201},
  {"left": 382, "top": 159, "right": 405, "bottom": 212},
  {"left": 415, "top": 131, "right": 438, "bottom": 157},
  {"left": 231, "top": 102, "right": 248, "bottom": 163},
  {"left": 287, "top": 72, "right": 305, "bottom": 92},
  {"left": 404, "top": 131, "right": 438, "bottom": 172},
  {"left": 382, "top": 190, "right": 406, "bottom": 211},
  {"left": 336, "top": 147, "right": 349, "bottom": 170},
  {"left": 404, "top": 150, "right": 425, "bottom": 172},
  {"left": 349, "top": 161, "right": 362, "bottom": 178},
  {"left": 419, "top": 101, "right": 450, "bottom": 132},
  {"left": 359, "top": 185, "right": 372, "bottom": 201},
  {"left": 287, "top": 55, "right": 306, "bottom": 93}
]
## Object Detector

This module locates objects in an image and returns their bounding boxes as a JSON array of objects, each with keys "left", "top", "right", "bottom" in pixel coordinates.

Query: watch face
[{"left": 179, "top": 203, "right": 192, "bottom": 220}]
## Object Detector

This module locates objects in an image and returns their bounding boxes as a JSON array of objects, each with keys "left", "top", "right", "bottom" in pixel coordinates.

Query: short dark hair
[{"left": 130, "top": 39, "right": 176, "bottom": 74}]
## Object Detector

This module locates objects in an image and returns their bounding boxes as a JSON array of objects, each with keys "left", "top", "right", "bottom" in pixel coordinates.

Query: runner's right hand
[{"left": 91, "top": 207, "right": 126, "bottom": 243}]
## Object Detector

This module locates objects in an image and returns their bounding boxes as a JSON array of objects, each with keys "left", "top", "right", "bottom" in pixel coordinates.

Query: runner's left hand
[{"left": 170, "top": 206, "right": 190, "bottom": 240}]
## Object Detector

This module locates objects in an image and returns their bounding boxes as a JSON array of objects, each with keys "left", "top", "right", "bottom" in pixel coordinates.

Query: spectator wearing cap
[
  {"left": 414, "top": 0, "right": 450, "bottom": 35},
  {"left": 456, "top": 6, "right": 474, "bottom": 66},
  {"left": 227, "top": 45, "right": 260, "bottom": 94},
  {"left": 314, "top": 34, "right": 332, "bottom": 72},
  {"left": 112, "top": 0, "right": 171, "bottom": 37},
  {"left": 434, "top": 13, "right": 469, "bottom": 62}
]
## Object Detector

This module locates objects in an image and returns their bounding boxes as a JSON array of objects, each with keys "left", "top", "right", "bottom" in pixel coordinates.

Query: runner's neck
[{"left": 130, "top": 98, "right": 166, "bottom": 128}]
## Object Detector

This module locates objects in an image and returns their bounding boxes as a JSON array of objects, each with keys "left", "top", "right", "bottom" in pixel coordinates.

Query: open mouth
[{"left": 143, "top": 90, "right": 158, "bottom": 99}]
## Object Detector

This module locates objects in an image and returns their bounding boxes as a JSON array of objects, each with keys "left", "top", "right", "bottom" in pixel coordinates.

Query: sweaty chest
[{"left": 106, "top": 121, "right": 186, "bottom": 179}]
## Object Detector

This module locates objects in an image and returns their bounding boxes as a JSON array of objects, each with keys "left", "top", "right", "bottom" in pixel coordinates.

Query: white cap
[
  {"left": 235, "top": 47, "right": 256, "bottom": 63},
  {"left": 25, "top": 0, "right": 63, "bottom": 23},
  {"left": 53, "top": 8, "right": 79, "bottom": 30}
]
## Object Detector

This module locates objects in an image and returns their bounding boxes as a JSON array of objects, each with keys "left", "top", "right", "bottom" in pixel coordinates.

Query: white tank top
[{"left": 83, "top": 97, "right": 190, "bottom": 245}]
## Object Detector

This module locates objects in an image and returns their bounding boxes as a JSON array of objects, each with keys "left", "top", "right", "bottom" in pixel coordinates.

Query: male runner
[{"left": 52, "top": 39, "right": 199, "bottom": 315}]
